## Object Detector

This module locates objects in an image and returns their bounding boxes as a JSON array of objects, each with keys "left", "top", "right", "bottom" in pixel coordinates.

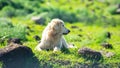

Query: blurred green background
[
  {"left": 0, "top": 0, "right": 120, "bottom": 68},
  {"left": 0, "top": 0, "right": 120, "bottom": 24}
]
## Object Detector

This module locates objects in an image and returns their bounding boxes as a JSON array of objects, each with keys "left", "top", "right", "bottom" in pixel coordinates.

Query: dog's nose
[{"left": 68, "top": 30, "right": 70, "bottom": 33}]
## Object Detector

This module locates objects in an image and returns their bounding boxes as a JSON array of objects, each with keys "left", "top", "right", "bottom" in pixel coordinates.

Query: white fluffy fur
[{"left": 35, "top": 18, "right": 72, "bottom": 51}]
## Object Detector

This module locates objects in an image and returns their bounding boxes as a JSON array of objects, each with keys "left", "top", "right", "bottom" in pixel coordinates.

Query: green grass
[
  {"left": 2, "top": 19, "right": 118, "bottom": 67},
  {"left": 0, "top": 0, "right": 120, "bottom": 67},
  {"left": 0, "top": 18, "right": 120, "bottom": 67},
  {"left": 0, "top": 20, "right": 26, "bottom": 47}
]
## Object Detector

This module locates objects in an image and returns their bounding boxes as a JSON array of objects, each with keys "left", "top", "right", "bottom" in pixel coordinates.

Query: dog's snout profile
[{"left": 68, "top": 30, "right": 70, "bottom": 33}]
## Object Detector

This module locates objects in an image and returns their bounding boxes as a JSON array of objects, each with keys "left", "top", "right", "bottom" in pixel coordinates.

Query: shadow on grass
[{"left": 61, "top": 47, "right": 71, "bottom": 54}]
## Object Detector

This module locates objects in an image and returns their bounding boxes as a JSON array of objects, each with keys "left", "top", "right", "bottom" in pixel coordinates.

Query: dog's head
[{"left": 49, "top": 18, "right": 70, "bottom": 35}]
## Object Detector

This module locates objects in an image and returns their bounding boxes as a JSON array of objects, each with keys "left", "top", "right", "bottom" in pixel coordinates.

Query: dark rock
[
  {"left": 78, "top": 47, "right": 102, "bottom": 61},
  {"left": 7, "top": 38, "right": 22, "bottom": 45},
  {"left": 0, "top": 43, "right": 40, "bottom": 68},
  {"left": 78, "top": 34, "right": 82, "bottom": 37},
  {"left": 71, "top": 26, "right": 79, "bottom": 29},
  {"left": 0, "top": 43, "right": 33, "bottom": 60},
  {"left": 106, "top": 32, "right": 111, "bottom": 39},
  {"left": 101, "top": 43, "right": 113, "bottom": 49},
  {"left": 26, "top": 26, "right": 31, "bottom": 30},
  {"left": 31, "top": 16, "right": 46, "bottom": 25},
  {"left": 33, "top": 35, "right": 41, "bottom": 41}
]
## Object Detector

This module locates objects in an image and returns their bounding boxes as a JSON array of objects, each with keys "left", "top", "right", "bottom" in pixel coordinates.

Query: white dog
[{"left": 35, "top": 18, "right": 74, "bottom": 51}]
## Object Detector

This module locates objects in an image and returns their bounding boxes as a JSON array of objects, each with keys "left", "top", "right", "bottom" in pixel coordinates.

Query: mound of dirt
[
  {"left": 78, "top": 47, "right": 102, "bottom": 61},
  {"left": 0, "top": 43, "right": 39, "bottom": 68}
]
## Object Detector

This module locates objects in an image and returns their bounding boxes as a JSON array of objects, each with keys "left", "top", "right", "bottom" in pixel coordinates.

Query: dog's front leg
[
  {"left": 62, "top": 37, "right": 75, "bottom": 48},
  {"left": 53, "top": 40, "right": 62, "bottom": 52},
  {"left": 61, "top": 37, "right": 69, "bottom": 48},
  {"left": 35, "top": 43, "right": 42, "bottom": 51}
]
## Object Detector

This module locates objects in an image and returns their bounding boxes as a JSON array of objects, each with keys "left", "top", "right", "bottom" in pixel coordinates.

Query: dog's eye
[{"left": 62, "top": 25, "right": 64, "bottom": 27}]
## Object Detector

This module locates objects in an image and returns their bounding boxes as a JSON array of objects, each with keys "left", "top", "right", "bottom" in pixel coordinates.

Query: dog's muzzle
[{"left": 63, "top": 30, "right": 70, "bottom": 35}]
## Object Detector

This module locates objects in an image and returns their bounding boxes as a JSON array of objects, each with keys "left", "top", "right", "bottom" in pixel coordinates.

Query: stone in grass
[
  {"left": 106, "top": 32, "right": 111, "bottom": 39},
  {"left": 31, "top": 16, "right": 46, "bottom": 25},
  {"left": 78, "top": 34, "right": 83, "bottom": 37},
  {"left": 101, "top": 43, "right": 113, "bottom": 49},
  {"left": 71, "top": 26, "right": 79, "bottom": 29},
  {"left": 0, "top": 43, "right": 35, "bottom": 68},
  {"left": 33, "top": 35, "right": 41, "bottom": 41},
  {"left": 78, "top": 47, "right": 102, "bottom": 61},
  {"left": 7, "top": 38, "right": 22, "bottom": 45}
]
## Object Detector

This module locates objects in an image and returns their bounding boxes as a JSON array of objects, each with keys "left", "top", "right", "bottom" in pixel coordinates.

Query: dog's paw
[
  {"left": 35, "top": 47, "right": 42, "bottom": 51},
  {"left": 53, "top": 47, "right": 61, "bottom": 52},
  {"left": 68, "top": 43, "right": 77, "bottom": 48}
]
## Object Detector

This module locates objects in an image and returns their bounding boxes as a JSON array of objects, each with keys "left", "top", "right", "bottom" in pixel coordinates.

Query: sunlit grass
[
  {"left": 0, "top": 0, "right": 120, "bottom": 67},
  {"left": 22, "top": 22, "right": 120, "bottom": 65},
  {"left": 0, "top": 19, "right": 120, "bottom": 67}
]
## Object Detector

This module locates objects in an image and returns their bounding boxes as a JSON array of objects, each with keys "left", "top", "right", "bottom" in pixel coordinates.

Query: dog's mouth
[
  {"left": 63, "top": 30, "right": 70, "bottom": 35},
  {"left": 63, "top": 33, "right": 69, "bottom": 35}
]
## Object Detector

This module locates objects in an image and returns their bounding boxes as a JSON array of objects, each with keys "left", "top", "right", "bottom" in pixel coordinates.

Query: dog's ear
[
  {"left": 53, "top": 25, "right": 58, "bottom": 31},
  {"left": 52, "top": 23, "right": 61, "bottom": 36},
  {"left": 48, "top": 23, "right": 57, "bottom": 36}
]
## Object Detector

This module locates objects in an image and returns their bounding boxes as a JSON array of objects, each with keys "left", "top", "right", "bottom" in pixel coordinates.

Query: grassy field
[
  {"left": 0, "top": 0, "right": 120, "bottom": 68},
  {"left": 1, "top": 18, "right": 120, "bottom": 67}
]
